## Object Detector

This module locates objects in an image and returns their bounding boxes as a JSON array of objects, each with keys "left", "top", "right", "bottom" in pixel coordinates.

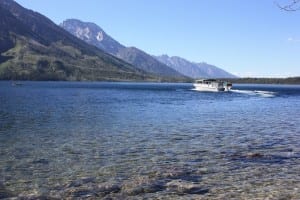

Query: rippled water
[{"left": 0, "top": 81, "right": 300, "bottom": 199}]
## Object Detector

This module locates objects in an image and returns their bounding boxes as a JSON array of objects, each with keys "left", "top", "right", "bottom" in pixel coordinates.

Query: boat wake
[
  {"left": 231, "top": 89, "right": 276, "bottom": 98},
  {"left": 190, "top": 88, "right": 220, "bottom": 92}
]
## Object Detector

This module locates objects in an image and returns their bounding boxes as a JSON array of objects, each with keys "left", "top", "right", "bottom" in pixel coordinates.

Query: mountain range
[
  {"left": 155, "top": 55, "right": 236, "bottom": 79},
  {"left": 0, "top": 0, "right": 168, "bottom": 81},
  {"left": 61, "top": 19, "right": 236, "bottom": 79},
  {"left": 60, "top": 19, "right": 184, "bottom": 78},
  {"left": 0, "top": 0, "right": 236, "bottom": 81}
]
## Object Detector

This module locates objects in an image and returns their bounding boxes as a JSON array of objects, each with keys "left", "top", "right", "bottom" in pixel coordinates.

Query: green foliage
[
  {"left": 0, "top": 36, "right": 158, "bottom": 81},
  {"left": 222, "top": 77, "right": 300, "bottom": 85}
]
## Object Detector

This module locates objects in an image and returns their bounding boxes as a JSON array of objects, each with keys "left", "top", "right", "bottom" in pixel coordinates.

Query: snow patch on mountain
[{"left": 96, "top": 31, "right": 103, "bottom": 41}]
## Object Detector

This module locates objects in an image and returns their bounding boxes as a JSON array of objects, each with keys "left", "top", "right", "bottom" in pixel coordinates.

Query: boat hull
[{"left": 193, "top": 84, "right": 225, "bottom": 92}]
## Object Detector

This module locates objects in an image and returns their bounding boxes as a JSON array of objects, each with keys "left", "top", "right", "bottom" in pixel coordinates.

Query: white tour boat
[{"left": 193, "top": 79, "right": 232, "bottom": 92}]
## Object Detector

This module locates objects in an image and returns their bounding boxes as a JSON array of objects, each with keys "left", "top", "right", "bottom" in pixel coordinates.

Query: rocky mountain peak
[
  {"left": 60, "top": 19, "right": 124, "bottom": 55},
  {"left": 61, "top": 19, "right": 186, "bottom": 78},
  {"left": 61, "top": 19, "right": 104, "bottom": 40},
  {"left": 155, "top": 55, "right": 237, "bottom": 79}
]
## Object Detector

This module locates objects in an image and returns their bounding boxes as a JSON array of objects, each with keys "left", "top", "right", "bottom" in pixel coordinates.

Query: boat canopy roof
[{"left": 195, "top": 79, "right": 218, "bottom": 82}]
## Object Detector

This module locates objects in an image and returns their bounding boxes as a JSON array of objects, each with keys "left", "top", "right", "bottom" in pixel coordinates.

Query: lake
[{"left": 0, "top": 81, "right": 300, "bottom": 199}]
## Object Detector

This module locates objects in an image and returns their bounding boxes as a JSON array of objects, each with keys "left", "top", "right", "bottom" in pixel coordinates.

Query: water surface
[{"left": 0, "top": 82, "right": 300, "bottom": 199}]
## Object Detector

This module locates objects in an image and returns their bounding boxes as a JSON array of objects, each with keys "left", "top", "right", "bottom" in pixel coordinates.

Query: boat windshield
[{"left": 195, "top": 79, "right": 218, "bottom": 83}]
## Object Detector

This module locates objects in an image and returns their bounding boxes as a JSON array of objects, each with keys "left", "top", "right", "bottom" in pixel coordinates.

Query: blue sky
[{"left": 15, "top": 0, "right": 300, "bottom": 77}]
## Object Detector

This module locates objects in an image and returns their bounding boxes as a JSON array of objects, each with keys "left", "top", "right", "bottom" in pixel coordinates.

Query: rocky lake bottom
[{"left": 0, "top": 82, "right": 300, "bottom": 199}]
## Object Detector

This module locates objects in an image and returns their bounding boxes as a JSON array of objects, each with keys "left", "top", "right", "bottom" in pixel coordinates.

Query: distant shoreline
[
  {"left": 1, "top": 77, "right": 300, "bottom": 85},
  {"left": 221, "top": 77, "right": 300, "bottom": 85}
]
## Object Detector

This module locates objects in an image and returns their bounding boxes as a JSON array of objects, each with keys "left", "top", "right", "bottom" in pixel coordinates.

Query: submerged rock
[
  {"left": 31, "top": 158, "right": 50, "bottom": 165},
  {"left": 66, "top": 177, "right": 96, "bottom": 188},
  {"left": 0, "top": 182, "right": 15, "bottom": 198},
  {"left": 246, "top": 153, "right": 264, "bottom": 158},
  {"left": 123, "top": 182, "right": 164, "bottom": 196},
  {"left": 121, "top": 176, "right": 165, "bottom": 196},
  {"left": 150, "top": 167, "right": 201, "bottom": 182},
  {"left": 64, "top": 181, "right": 121, "bottom": 198},
  {"left": 64, "top": 187, "right": 99, "bottom": 199},
  {"left": 18, "top": 195, "right": 60, "bottom": 200},
  {"left": 165, "top": 180, "right": 209, "bottom": 195},
  {"left": 96, "top": 183, "right": 121, "bottom": 195},
  {"left": 231, "top": 152, "right": 299, "bottom": 164}
]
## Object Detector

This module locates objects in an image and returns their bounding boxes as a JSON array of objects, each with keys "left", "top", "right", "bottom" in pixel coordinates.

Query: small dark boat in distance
[{"left": 11, "top": 81, "right": 23, "bottom": 86}]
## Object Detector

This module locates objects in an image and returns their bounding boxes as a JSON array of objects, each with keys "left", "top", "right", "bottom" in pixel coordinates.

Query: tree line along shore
[{"left": 222, "top": 77, "right": 300, "bottom": 85}]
